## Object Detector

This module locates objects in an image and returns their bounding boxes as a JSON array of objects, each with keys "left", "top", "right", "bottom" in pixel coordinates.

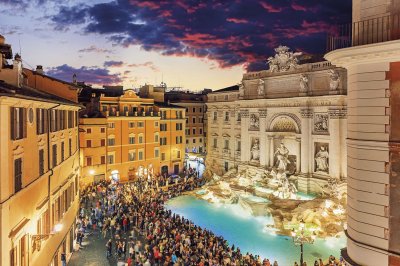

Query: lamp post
[{"left": 291, "top": 219, "right": 316, "bottom": 265}]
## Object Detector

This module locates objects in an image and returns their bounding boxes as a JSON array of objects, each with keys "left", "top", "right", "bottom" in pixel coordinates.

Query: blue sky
[{"left": 0, "top": 0, "right": 351, "bottom": 90}]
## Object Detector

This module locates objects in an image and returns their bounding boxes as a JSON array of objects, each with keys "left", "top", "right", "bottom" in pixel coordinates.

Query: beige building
[
  {"left": 207, "top": 56, "right": 347, "bottom": 193},
  {"left": 0, "top": 36, "right": 81, "bottom": 266},
  {"left": 326, "top": 0, "right": 400, "bottom": 265}
]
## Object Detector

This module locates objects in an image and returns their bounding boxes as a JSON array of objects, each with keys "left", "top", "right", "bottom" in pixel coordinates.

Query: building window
[
  {"left": 137, "top": 121, "right": 144, "bottom": 128},
  {"left": 199, "top": 108, "right": 202, "bottom": 113},
  {"left": 177, "top": 150, "right": 181, "bottom": 158},
  {"left": 129, "top": 135, "right": 135, "bottom": 144},
  {"left": 224, "top": 95, "right": 228, "bottom": 101},
  {"left": 61, "top": 142, "right": 65, "bottom": 161},
  {"left": 155, "top": 148, "right": 159, "bottom": 158},
  {"left": 176, "top": 110, "right": 183, "bottom": 119},
  {"left": 129, "top": 122, "right": 135, "bottom": 128},
  {"left": 86, "top": 157, "right": 92, "bottom": 166},
  {"left": 192, "top": 107, "right": 196, "bottom": 112},
  {"left": 186, "top": 140, "right": 189, "bottom": 144},
  {"left": 128, "top": 151, "right": 136, "bottom": 161},
  {"left": 107, "top": 154, "right": 114, "bottom": 164},
  {"left": 213, "top": 138, "right": 217, "bottom": 148},
  {"left": 100, "top": 127, "right": 105, "bottom": 133},
  {"left": 200, "top": 138, "right": 203, "bottom": 143},
  {"left": 225, "top": 112, "right": 229, "bottom": 121},
  {"left": 161, "top": 153, "right": 166, "bottom": 161},
  {"left": 52, "top": 144, "right": 57, "bottom": 168},
  {"left": 108, "top": 137, "right": 115, "bottom": 146},
  {"left": 36, "top": 108, "right": 47, "bottom": 135},
  {"left": 176, "top": 136, "right": 183, "bottom": 144},
  {"left": 224, "top": 139, "right": 229, "bottom": 149},
  {"left": 237, "top": 141, "right": 241, "bottom": 151},
  {"left": 192, "top": 128, "right": 196, "bottom": 135},
  {"left": 176, "top": 123, "right": 183, "bottom": 130},
  {"left": 160, "top": 137, "right": 167, "bottom": 146},
  {"left": 14, "top": 158, "right": 22, "bottom": 193},
  {"left": 138, "top": 150, "right": 144, "bottom": 160},
  {"left": 102, "top": 105, "right": 108, "bottom": 112},
  {"left": 200, "top": 128, "right": 203, "bottom": 134},
  {"left": 11, "top": 107, "right": 27, "bottom": 140},
  {"left": 155, "top": 121, "right": 159, "bottom": 127},
  {"left": 192, "top": 117, "right": 196, "bottom": 123},
  {"left": 86, "top": 128, "right": 92, "bottom": 134},
  {"left": 39, "top": 149, "right": 45, "bottom": 176},
  {"left": 86, "top": 139, "right": 92, "bottom": 147},
  {"left": 101, "top": 139, "right": 106, "bottom": 146},
  {"left": 160, "top": 123, "right": 167, "bottom": 131},
  {"left": 213, "top": 112, "right": 217, "bottom": 121},
  {"left": 193, "top": 139, "right": 196, "bottom": 143},
  {"left": 138, "top": 134, "right": 143, "bottom": 144},
  {"left": 154, "top": 133, "right": 159, "bottom": 142},
  {"left": 237, "top": 113, "right": 241, "bottom": 122},
  {"left": 101, "top": 156, "right": 106, "bottom": 164},
  {"left": 108, "top": 122, "right": 115, "bottom": 128},
  {"left": 186, "top": 129, "right": 190, "bottom": 135}
]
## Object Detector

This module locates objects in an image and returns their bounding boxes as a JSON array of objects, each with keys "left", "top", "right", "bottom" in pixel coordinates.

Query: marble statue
[
  {"left": 250, "top": 138, "right": 260, "bottom": 161},
  {"left": 267, "top": 45, "right": 302, "bottom": 72},
  {"left": 315, "top": 146, "right": 329, "bottom": 172},
  {"left": 329, "top": 69, "right": 340, "bottom": 91},
  {"left": 249, "top": 114, "right": 259, "bottom": 130},
  {"left": 274, "top": 143, "right": 290, "bottom": 171},
  {"left": 299, "top": 74, "right": 309, "bottom": 93},
  {"left": 239, "top": 81, "right": 245, "bottom": 97},
  {"left": 258, "top": 79, "right": 265, "bottom": 95}
]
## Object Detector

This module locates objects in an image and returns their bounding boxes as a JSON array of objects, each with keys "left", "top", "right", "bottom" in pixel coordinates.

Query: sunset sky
[{"left": 0, "top": 0, "right": 351, "bottom": 91}]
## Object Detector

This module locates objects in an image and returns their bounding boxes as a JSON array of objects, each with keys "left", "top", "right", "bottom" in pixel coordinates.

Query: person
[
  {"left": 314, "top": 260, "right": 319, "bottom": 266},
  {"left": 106, "top": 239, "right": 112, "bottom": 258},
  {"left": 273, "top": 261, "right": 279, "bottom": 266},
  {"left": 60, "top": 253, "right": 66, "bottom": 266}
]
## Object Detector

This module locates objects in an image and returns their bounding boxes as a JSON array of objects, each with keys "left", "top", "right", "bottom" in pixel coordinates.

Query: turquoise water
[{"left": 165, "top": 195, "right": 345, "bottom": 265}]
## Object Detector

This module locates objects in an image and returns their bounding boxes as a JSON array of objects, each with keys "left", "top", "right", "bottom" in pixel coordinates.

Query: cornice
[{"left": 325, "top": 39, "right": 400, "bottom": 68}]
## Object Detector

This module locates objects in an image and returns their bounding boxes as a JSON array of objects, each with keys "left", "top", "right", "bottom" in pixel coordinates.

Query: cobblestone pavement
[{"left": 68, "top": 229, "right": 117, "bottom": 266}]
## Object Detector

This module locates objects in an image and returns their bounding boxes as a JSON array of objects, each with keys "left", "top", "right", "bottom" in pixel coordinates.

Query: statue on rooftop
[{"left": 267, "top": 45, "right": 302, "bottom": 72}]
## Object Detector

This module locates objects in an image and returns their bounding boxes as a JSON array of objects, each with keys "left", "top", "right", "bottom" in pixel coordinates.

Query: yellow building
[
  {"left": 79, "top": 87, "right": 186, "bottom": 185},
  {"left": 0, "top": 36, "right": 81, "bottom": 266}
]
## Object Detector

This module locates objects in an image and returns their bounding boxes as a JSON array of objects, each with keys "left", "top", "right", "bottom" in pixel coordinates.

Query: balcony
[{"left": 327, "top": 13, "right": 400, "bottom": 52}]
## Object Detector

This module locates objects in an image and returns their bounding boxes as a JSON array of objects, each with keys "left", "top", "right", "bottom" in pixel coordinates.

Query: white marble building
[{"left": 206, "top": 46, "right": 347, "bottom": 193}]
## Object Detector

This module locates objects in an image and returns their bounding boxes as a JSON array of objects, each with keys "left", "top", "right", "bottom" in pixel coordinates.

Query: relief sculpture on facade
[
  {"left": 314, "top": 113, "right": 329, "bottom": 133},
  {"left": 249, "top": 113, "right": 260, "bottom": 130},
  {"left": 299, "top": 74, "right": 309, "bottom": 93}
]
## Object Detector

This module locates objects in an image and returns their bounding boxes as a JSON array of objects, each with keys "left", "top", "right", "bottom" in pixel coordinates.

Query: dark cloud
[
  {"left": 46, "top": 64, "right": 122, "bottom": 85},
  {"left": 51, "top": 0, "right": 352, "bottom": 71},
  {"left": 104, "top": 60, "right": 124, "bottom": 67}
]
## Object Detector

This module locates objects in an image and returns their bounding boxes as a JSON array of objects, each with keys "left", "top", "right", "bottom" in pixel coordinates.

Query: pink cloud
[
  {"left": 260, "top": 2, "right": 283, "bottom": 13},
  {"left": 291, "top": 3, "right": 307, "bottom": 12},
  {"left": 226, "top": 17, "right": 249, "bottom": 24}
]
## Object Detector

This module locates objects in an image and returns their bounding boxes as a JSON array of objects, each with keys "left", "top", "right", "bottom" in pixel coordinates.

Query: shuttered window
[
  {"left": 14, "top": 158, "right": 22, "bottom": 193},
  {"left": 10, "top": 107, "right": 27, "bottom": 140},
  {"left": 39, "top": 149, "right": 45, "bottom": 176}
]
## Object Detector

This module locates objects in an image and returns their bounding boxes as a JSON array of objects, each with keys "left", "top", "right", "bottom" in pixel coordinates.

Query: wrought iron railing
[{"left": 327, "top": 13, "right": 400, "bottom": 52}]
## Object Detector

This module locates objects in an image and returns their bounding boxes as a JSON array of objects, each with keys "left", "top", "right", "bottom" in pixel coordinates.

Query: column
[
  {"left": 295, "top": 138, "right": 301, "bottom": 173},
  {"left": 259, "top": 109, "right": 268, "bottom": 166},
  {"left": 240, "top": 109, "right": 249, "bottom": 162},
  {"left": 268, "top": 136, "right": 274, "bottom": 167},
  {"left": 328, "top": 109, "right": 342, "bottom": 179},
  {"left": 300, "top": 108, "right": 312, "bottom": 174}
]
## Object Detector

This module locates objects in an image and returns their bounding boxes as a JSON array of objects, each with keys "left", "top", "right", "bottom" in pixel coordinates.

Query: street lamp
[
  {"left": 32, "top": 223, "right": 63, "bottom": 251},
  {"left": 291, "top": 219, "right": 317, "bottom": 265}
]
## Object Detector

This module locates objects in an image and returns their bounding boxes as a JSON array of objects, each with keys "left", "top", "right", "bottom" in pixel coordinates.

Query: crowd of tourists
[{"left": 74, "top": 170, "right": 344, "bottom": 266}]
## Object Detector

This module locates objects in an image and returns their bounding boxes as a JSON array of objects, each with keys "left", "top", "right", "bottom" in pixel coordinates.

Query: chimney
[
  {"left": 36, "top": 65, "right": 44, "bottom": 74},
  {"left": 72, "top": 73, "right": 77, "bottom": 84}
]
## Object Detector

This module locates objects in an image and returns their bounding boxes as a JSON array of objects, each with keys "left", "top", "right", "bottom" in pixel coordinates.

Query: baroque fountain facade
[{"left": 201, "top": 46, "right": 348, "bottom": 240}]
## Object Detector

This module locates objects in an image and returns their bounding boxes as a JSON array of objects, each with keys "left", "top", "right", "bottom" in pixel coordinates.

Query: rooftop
[{"left": 212, "top": 85, "right": 239, "bottom": 93}]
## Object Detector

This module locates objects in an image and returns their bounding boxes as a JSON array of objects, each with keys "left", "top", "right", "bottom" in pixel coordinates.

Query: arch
[{"left": 267, "top": 113, "right": 301, "bottom": 133}]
